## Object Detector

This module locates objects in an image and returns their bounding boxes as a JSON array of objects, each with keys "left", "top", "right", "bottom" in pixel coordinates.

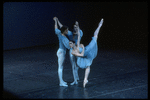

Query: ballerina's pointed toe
[{"left": 83, "top": 80, "right": 88, "bottom": 88}]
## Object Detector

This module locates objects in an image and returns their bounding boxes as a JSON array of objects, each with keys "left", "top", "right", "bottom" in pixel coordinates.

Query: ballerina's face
[
  {"left": 73, "top": 25, "right": 78, "bottom": 33},
  {"left": 69, "top": 41, "right": 75, "bottom": 48}
]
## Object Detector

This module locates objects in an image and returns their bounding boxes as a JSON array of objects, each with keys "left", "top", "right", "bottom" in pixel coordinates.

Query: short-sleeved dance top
[
  {"left": 55, "top": 29, "right": 83, "bottom": 50},
  {"left": 55, "top": 29, "right": 71, "bottom": 51},
  {"left": 67, "top": 30, "right": 83, "bottom": 45},
  {"left": 76, "top": 37, "right": 98, "bottom": 69}
]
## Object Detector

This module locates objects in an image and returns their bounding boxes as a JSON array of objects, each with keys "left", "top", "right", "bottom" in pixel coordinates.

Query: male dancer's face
[{"left": 63, "top": 28, "right": 68, "bottom": 35}]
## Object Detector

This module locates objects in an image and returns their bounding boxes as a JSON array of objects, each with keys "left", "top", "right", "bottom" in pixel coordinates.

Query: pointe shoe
[
  {"left": 83, "top": 80, "right": 88, "bottom": 88},
  {"left": 99, "top": 18, "right": 104, "bottom": 27}
]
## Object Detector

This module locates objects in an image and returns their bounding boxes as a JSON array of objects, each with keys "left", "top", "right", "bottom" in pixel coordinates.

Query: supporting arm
[
  {"left": 53, "top": 17, "right": 58, "bottom": 29},
  {"left": 71, "top": 44, "right": 84, "bottom": 57},
  {"left": 80, "top": 44, "right": 84, "bottom": 56},
  {"left": 57, "top": 18, "right": 63, "bottom": 28}
]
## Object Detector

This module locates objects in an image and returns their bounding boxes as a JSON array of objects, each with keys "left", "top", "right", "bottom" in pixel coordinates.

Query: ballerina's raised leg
[{"left": 83, "top": 18, "right": 104, "bottom": 88}]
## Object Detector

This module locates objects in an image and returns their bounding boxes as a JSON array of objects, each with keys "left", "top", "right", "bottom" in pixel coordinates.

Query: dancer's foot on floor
[
  {"left": 63, "top": 81, "right": 67, "bottom": 85},
  {"left": 70, "top": 81, "right": 78, "bottom": 85},
  {"left": 59, "top": 82, "right": 68, "bottom": 87}
]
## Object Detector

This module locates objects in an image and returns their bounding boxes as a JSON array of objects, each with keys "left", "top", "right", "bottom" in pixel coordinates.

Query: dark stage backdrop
[{"left": 3, "top": 2, "right": 148, "bottom": 53}]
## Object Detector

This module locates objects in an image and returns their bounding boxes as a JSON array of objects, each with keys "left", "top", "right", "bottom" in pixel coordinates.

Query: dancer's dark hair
[{"left": 60, "top": 25, "right": 68, "bottom": 33}]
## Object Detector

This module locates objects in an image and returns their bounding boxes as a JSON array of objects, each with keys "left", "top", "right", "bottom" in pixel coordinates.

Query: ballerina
[{"left": 69, "top": 18, "right": 104, "bottom": 87}]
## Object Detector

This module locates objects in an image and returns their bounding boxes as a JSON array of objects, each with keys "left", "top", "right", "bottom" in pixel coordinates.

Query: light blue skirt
[{"left": 77, "top": 37, "right": 98, "bottom": 69}]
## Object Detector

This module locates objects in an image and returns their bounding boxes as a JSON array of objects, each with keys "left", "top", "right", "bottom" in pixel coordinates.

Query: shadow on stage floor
[{"left": 3, "top": 45, "right": 148, "bottom": 99}]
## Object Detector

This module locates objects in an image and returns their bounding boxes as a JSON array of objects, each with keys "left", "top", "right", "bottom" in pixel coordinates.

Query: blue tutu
[{"left": 77, "top": 37, "right": 98, "bottom": 69}]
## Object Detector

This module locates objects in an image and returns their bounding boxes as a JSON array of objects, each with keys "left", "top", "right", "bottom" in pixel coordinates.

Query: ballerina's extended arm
[{"left": 71, "top": 44, "right": 84, "bottom": 57}]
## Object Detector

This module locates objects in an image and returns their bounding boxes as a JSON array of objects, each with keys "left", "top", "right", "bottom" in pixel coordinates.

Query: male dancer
[{"left": 53, "top": 17, "right": 70, "bottom": 87}]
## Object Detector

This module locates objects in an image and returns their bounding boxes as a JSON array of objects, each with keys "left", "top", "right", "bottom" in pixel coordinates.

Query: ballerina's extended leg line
[{"left": 83, "top": 18, "right": 104, "bottom": 88}]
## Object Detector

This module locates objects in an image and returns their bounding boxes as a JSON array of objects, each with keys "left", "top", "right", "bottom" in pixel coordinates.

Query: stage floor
[{"left": 3, "top": 45, "right": 148, "bottom": 99}]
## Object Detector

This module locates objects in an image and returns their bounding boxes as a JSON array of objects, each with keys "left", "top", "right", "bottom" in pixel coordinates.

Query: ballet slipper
[
  {"left": 63, "top": 81, "right": 67, "bottom": 85},
  {"left": 70, "top": 81, "right": 78, "bottom": 85}
]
